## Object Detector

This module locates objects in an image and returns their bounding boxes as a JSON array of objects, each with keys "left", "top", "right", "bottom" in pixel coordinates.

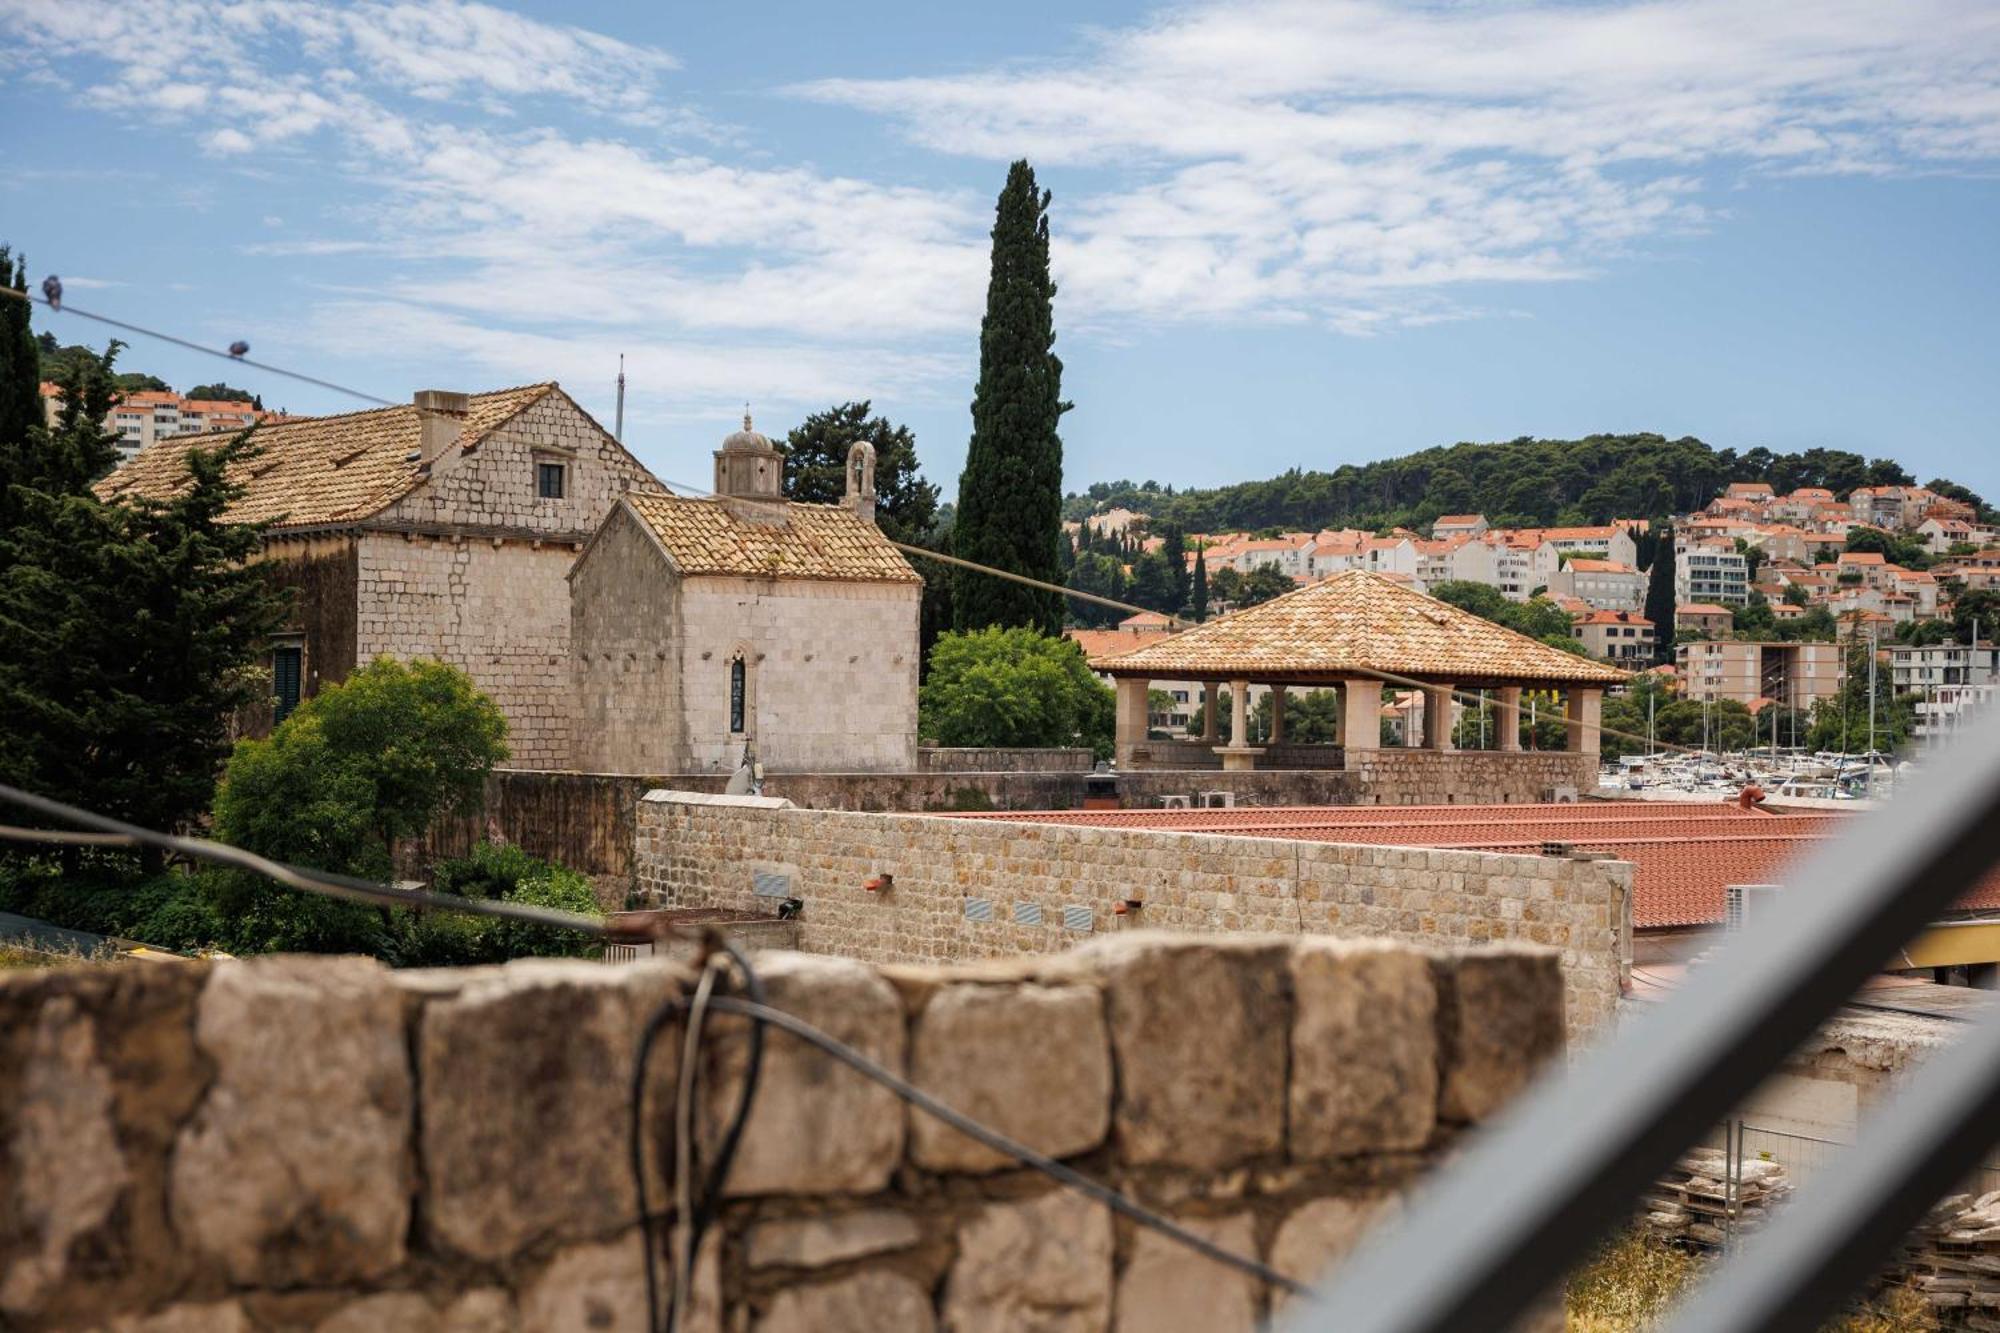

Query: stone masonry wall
[
  {"left": 676, "top": 577, "right": 921, "bottom": 775},
  {"left": 916, "top": 746, "right": 1096, "bottom": 773},
  {"left": 635, "top": 793, "right": 1630, "bottom": 1036},
  {"left": 358, "top": 389, "right": 660, "bottom": 770},
  {"left": 355, "top": 533, "right": 578, "bottom": 768},
  {"left": 0, "top": 937, "right": 1565, "bottom": 1332},
  {"left": 1344, "top": 750, "right": 1597, "bottom": 804}
]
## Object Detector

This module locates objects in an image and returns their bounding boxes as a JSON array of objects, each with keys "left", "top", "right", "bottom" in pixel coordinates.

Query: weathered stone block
[
  {"left": 171, "top": 957, "right": 411, "bottom": 1287},
  {"left": 1114, "top": 1212, "right": 1259, "bottom": 1333},
  {"left": 1, "top": 964, "right": 208, "bottom": 1325},
  {"left": 421, "top": 959, "right": 689, "bottom": 1262},
  {"left": 517, "top": 1237, "right": 647, "bottom": 1333},
  {"left": 1268, "top": 1194, "right": 1403, "bottom": 1309},
  {"left": 1289, "top": 940, "right": 1437, "bottom": 1158},
  {"left": 1433, "top": 947, "right": 1565, "bottom": 1123},
  {"left": 944, "top": 1190, "right": 1112, "bottom": 1333},
  {"left": 1086, "top": 934, "right": 1287, "bottom": 1168},
  {"left": 909, "top": 982, "right": 1110, "bottom": 1173},
  {"left": 747, "top": 1209, "right": 922, "bottom": 1269},
  {"left": 757, "top": 1269, "right": 934, "bottom": 1333},
  {"left": 709, "top": 954, "right": 905, "bottom": 1196},
  {"left": 314, "top": 1289, "right": 516, "bottom": 1333},
  {"left": 101, "top": 1300, "right": 253, "bottom": 1332}
]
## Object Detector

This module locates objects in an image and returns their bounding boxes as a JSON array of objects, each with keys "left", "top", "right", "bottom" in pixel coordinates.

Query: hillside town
[{"left": 4, "top": 3, "right": 2000, "bottom": 1331}]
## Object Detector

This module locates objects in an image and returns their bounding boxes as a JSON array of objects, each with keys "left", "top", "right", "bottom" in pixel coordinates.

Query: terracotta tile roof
[
  {"left": 1120, "top": 612, "right": 1173, "bottom": 628},
  {"left": 940, "top": 801, "right": 2000, "bottom": 930},
  {"left": 1066, "top": 628, "right": 1179, "bottom": 660},
  {"left": 1565, "top": 558, "right": 1636, "bottom": 573},
  {"left": 1678, "top": 603, "right": 1734, "bottom": 616},
  {"left": 1575, "top": 610, "right": 1652, "bottom": 627},
  {"left": 1088, "top": 569, "right": 1627, "bottom": 684},
  {"left": 624, "top": 492, "right": 920, "bottom": 583},
  {"left": 95, "top": 383, "right": 560, "bottom": 530}
]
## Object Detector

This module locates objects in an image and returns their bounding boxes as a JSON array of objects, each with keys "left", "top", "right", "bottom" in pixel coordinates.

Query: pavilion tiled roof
[
  {"left": 95, "top": 383, "right": 561, "bottom": 531},
  {"left": 624, "top": 492, "right": 920, "bottom": 584},
  {"left": 1089, "top": 569, "right": 1628, "bottom": 684}
]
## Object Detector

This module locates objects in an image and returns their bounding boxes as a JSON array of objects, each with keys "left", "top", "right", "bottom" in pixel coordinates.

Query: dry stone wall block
[
  {"left": 1434, "top": 947, "right": 1566, "bottom": 1123},
  {"left": 171, "top": 957, "right": 411, "bottom": 1287},
  {"left": 1268, "top": 1194, "right": 1404, "bottom": 1312},
  {"left": 710, "top": 953, "right": 906, "bottom": 1197},
  {"left": 746, "top": 1209, "right": 923, "bottom": 1269},
  {"left": 1114, "top": 1212, "right": 1260, "bottom": 1333},
  {"left": 1289, "top": 940, "right": 1438, "bottom": 1157},
  {"left": 943, "top": 1189, "right": 1113, "bottom": 1333},
  {"left": 420, "top": 959, "right": 688, "bottom": 1262},
  {"left": 1090, "top": 934, "right": 1288, "bottom": 1168},
  {"left": 909, "top": 981, "right": 1111, "bottom": 1173},
  {"left": 757, "top": 1269, "right": 935, "bottom": 1333}
]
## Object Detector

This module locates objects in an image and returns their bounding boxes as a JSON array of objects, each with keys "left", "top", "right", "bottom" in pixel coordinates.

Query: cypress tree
[
  {"left": 952, "top": 160, "right": 1070, "bottom": 634},
  {"left": 1161, "top": 524, "right": 1190, "bottom": 614},
  {"left": 1643, "top": 523, "right": 1677, "bottom": 664},
  {"left": 1191, "top": 547, "right": 1210, "bottom": 622}
]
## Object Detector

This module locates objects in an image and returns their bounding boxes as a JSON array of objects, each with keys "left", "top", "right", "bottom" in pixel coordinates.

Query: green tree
[
  {"left": 1805, "top": 635, "right": 1916, "bottom": 754},
  {"left": 779, "top": 400, "right": 952, "bottom": 662},
  {"left": 0, "top": 247, "right": 37, "bottom": 449},
  {"left": 1159, "top": 524, "right": 1191, "bottom": 614},
  {"left": 1127, "top": 550, "right": 1177, "bottom": 614},
  {"left": 953, "top": 161, "right": 1070, "bottom": 634},
  {"left": 1, "top": 342, "right": 287, "bottom": 851},
  {"left": 918, "top": 628, "right": 1113, "bottom": 757},
  {"left": 1643, "top": 527, "right": 1677, "bottom": 664},
  {"left": 215, "top": 657, "right": 509, "bottom": 872},
  {"left": 1208, "top": 565, "right": 1243, "bottom": 607},
  {"left": 1237, "top": 565, "right": 1294, "bottom": 607},
  {"left": 185, "top": 382, "right": 256, "bottom": 404},
  {"left": 1190, "top": 547, "right": 1210, "bottom": 622},
  {"left": 1844, "top": 526, "right": 1932, "bottom": 570}
]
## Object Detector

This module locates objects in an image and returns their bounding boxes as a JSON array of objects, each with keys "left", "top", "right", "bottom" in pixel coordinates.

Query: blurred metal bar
[
  {"left": 1666, "top": 999, "right": 2000, "bottom": 1333},
  {"left": 1287, "top": 710, "right": 2000, "bottom": 1333}
]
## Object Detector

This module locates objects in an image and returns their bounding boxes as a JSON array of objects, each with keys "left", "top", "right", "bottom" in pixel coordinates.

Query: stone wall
[
  {"left": 675, "top": 577, "right": 920, "bottom": 775},
  {"left": 1345, "top": 749, "right": 1595, "bottom": 804},
  {"left": 355, "top": 533, "right": 579, "bottom": 769},
  {"left": 0, "top": 937, "right": 1565, "bottom": 1332},
  {"left": 916, "top": 746, "right": 1096, "bottom": 773},
  {"left": 418, "top": 768, "right": 1367, "bottom": 887},
  {"left": 570, "top": 504, "right": 685, "bottom": 774},
  {"left": 634, "top": 792, "right": 1630, "bottom": 1035},
  {"left": 356, "top": 389, "right": 659, "bottom": 769}
]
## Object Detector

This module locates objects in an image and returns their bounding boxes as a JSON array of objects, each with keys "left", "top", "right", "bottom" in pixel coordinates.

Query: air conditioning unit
[
  {"left": 1725, "top": 883, "right": 1783, "bottom": 933},
  {"left": 1550, "top": 785, "right": 1580, "bottom": 804},
  {"left": 1198, "top": 790, "right": 1236, "bottom": 809}
]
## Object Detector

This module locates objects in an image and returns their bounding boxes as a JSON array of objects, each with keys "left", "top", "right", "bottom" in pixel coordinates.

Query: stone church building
[
  {"left": 99, "top": 389, "right": 922, "bottom": 775},
  {"left": 98, "top": 383, "right": 662, "bottom": 767},
  {"left": 569, "top": 416, "right": 922, "bottom": 773}
]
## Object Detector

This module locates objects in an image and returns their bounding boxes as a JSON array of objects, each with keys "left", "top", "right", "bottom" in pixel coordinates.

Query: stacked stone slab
[
  {"left": 1641, "top": 1148, "right": 1793, "bottom": 1249},
  {"left": 0, "top": 933, "right": 1565, "bottom": 1332}
]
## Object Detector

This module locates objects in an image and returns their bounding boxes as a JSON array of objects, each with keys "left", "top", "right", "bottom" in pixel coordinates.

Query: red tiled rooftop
[{"left": 939, "top": 800, "right": 2000, "bottom": 931}]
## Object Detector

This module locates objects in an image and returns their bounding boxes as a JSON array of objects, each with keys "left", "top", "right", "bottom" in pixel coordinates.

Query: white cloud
[
  {"left": 5, "top": 0, "right": 1999, "bottom": 416},
  {"left": 801, "top": 0, "right": 2000, "bottom": 328}
]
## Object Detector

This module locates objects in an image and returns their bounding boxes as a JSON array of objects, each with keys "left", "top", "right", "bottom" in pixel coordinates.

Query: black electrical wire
[
  {"left": 630, "top": 939, "right": 766, "bottom": 1333},
  {"left": 679, "top": 993, "right": 1312, "bottom": 1297}
]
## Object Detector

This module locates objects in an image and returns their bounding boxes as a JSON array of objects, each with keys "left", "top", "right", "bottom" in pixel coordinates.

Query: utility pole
[
  {"left": 1866, "top": 624, "right": 1879, "bottom": 792},
  {"left": 614, "top": 353, "right": 626, "bottom": 442}
]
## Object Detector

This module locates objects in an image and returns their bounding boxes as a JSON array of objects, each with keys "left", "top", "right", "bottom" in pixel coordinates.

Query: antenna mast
[{"left": 614, "top": 353, "right": 626, "bottom": 442}]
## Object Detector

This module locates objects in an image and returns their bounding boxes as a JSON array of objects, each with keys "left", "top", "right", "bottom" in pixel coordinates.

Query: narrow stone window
[
  {"left": 536, "top": 461, "right": 566, "bottom": 499},
  {"left": 729, "top": 656, "right": 746, "bottom": 734}
]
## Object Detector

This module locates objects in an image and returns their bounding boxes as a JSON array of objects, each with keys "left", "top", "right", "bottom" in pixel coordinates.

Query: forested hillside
[{"left": 1069, "top": 435, "right": 1993, "bottom": 532}]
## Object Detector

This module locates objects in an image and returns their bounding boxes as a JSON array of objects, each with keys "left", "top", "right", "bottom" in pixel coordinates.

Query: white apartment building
[
  {"left": 1890, "top": 644, "right": 2000, "bottom": 740},
  {"left": 43, "top": 384, "right": 271, "bottom": 467},
  {"left": 1675, "top": 539, "right": 1751, "bottom": 606},
  {"left": 1547, "top": 558, "right": 1645, "bottom": 612}
]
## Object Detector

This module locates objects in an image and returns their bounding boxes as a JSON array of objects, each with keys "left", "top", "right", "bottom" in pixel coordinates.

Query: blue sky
[{"left": 3, "top": 0, "right": 1997, "bottom": 503}]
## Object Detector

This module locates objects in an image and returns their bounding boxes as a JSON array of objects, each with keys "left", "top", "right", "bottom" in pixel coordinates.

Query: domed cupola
[{"left": 712, "top": 407, "right": 786, "bottom": 519}]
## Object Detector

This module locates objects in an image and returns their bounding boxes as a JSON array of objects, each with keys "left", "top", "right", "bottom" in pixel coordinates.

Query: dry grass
[
  {"left": 1566, "top": 1232, "right": 1937, "bottom": 1332},
  {"left": 0, "top": 939, "right": 116, "bottom": 969}
]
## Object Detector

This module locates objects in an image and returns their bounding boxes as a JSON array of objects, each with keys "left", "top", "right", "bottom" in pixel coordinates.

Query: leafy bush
[
  {"left": 0, "top": 855, "right": 226, "bottom": 953},
  {"left": 919, "top": 627, "right": 1115, "bottom": 759},
  {"left": 392, "top": 842, "right": 601, "bottom": 967}
]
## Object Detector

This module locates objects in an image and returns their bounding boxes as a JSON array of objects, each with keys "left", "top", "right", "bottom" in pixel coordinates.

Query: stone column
[
  {"left": 1339, "top": 678, "right": 1382, "bottom": 760},
  {"left": 1423, "top": 683, "right": 1456, "bottom": 751},
  {"left": 1213, "top": 677, "right": 1264, "bottom": 771},
  {"left": 1564, "top": 688, "right": 1603, "bottom": 756},
  {"left": 1495, "top": 686, "right": 1523, "bottom": 752},
  {"left": 1114, "top": 676, "right": 1151, "bottom": 768},
  {"left": 1270, "top": 686, "right": 1287, "bottom": 744},
  {"left": 1201, "top": 682, "right": 1219, "bottom": 742}
]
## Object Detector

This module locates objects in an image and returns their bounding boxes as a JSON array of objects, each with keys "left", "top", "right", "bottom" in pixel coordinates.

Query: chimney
[{"left": 413, "top": 389, "right": 469, "bottom": 464}]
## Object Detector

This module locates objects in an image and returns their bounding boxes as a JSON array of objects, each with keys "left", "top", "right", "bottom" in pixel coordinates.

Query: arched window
[{"left": 728, "top": 656, "right": 747, "bottom": 734}]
